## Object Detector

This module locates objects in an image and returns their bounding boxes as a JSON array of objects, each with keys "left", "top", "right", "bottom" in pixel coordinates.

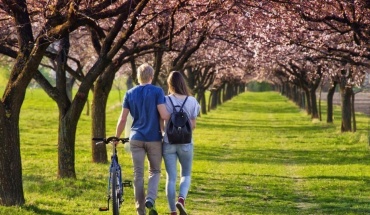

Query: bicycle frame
[{"left": 93, "top": 137, "right": 131, "bottom": 215}]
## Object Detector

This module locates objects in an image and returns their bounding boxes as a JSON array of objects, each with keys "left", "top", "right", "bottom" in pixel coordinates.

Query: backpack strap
[
  {"left": 179, "top": 96, "right": 188, "bottom": 112},
  {"left": 168, "top": 96, "right": 176, "bottom": 112},
  {"left": 168, "top": 96, "right": 188, "bottom": 113}
]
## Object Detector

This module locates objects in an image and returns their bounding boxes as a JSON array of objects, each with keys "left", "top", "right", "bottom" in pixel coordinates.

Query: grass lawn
[{"left": 0, "top": 90, "right": 369, "bottom": 215}]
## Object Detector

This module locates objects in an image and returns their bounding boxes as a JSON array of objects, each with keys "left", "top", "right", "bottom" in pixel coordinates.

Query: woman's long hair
[{"left": 167, "top": 71, "right": 191, "bottom": 96}]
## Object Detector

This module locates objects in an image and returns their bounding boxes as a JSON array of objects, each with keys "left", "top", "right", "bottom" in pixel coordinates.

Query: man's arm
[
  {"left": 157, "top": 103, "right": 170, "bottom": 121},
  {"left": 115, "top": 108, "right": 130, "bottom": 138},
  {"left": 159, "top": 118, "right": 165, "bottom": 136}
]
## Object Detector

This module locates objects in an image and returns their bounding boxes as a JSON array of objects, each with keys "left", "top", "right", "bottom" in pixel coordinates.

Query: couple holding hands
[{"left": 115, "top": 63, "right": 200, "bottom": 215}]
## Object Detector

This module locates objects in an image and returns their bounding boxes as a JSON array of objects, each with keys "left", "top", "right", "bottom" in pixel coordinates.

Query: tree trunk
[
  {"left": 234, "top": 85, "right": 239, "bottom": 95},
  {"left": 281, "top": 83, "right": 286, "bottom": 96},
  {"left": 318, "top": 85, "right": 322, "bottom": 121},
  {"left": 53, "top": 36, "right": 76, "bottom": 178},
  {"left": 311, "top": 68, "right": 322, "bottom": 119},
  {"left": 239, "top": 84, "right": 245, "bottom": 93},
  {"left": 293, "top": 86, "right": 299, "bottom": 105},
  {"left": 326, "top": 82, "right": 337, "bottom": 123},
  {"left": 300, "top": 90, "right": 306, "bottom": 110},
  {"left": 91, "top": 65, "right": 117, "bottom": 163},
  {"left": 352, "top": 93, "right": 356, "bottom": 132},
  {"left": 304, "top": 88, "right": 312, "bottom": 115},
  {"left": 225, "top": 83, "right": 234, "bottom": 101},
  {"left": 91, "top": 79, "right": 111, "bottom": 163},
  {"left": 286, "top": 84, "right": 292, "bottom": 100},
  {"left": 0, "top": 103, "right": 24, "bottom": 206},
  {"left": 222, "top": 84, "right": 227, "bottom": 102},
  {"left": 200, "top": 91, "right": 206, "bottom": 115},
  {"left": 58, "top": 114, "right": 77, "bottom": 178},
  {"left": 57, "top": 0, "right": 150, "bottom": 175},
  {"left": 310, "top": 88, "right": 319, "bottom": 119},
  {"left": 340, "top": 87, "right": 353, "bottom": 132},
  {"left": 218, "top": 87, "right": 223, "bottom": 105},
  {"left": 126, "top": 75, "right": 134, "bottom": 90},
  {"left": 54, "top": 56, "right": 111, "bottom": 176},
  {"left": 0, "top": 21, "right": 50, "bottom": 204},
  {"left": 152, "top": 49, "right": 164, "bottom": 85},
  {"left": 0, "top": 51, "right": 48, "bottom": 205},
  {"left": 196, "top": 89, "right": 206, "bottom": 115},
  {"left": 209, "top": 89, "right": 218, "bottom": 110},
  {"left": 91, "top": 93, "right": 108, "bottom": 163},
  {"left": 185, "top": 67, "right": 195, "bottom": 90}
]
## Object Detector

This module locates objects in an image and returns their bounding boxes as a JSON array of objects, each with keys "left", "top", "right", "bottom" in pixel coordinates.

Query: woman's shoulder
[
  {"left": 185, "top": 96, "right": 200, "bottom": 108},
  {"left": 186, "top": 96, "right": 198, "bottom": 102},
  {"left": 165, "top": 95, "right": 174, "bottom": 100}
]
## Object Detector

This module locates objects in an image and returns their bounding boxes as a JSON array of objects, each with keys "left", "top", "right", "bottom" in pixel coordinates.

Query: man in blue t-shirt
[{"left": 115, "top": 63, "right": 169, "bottom": 215}]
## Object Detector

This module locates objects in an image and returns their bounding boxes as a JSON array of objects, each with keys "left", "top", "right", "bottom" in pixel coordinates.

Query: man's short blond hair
[{"left": 137, "top": 63, "right": 154, "bottom": 84}]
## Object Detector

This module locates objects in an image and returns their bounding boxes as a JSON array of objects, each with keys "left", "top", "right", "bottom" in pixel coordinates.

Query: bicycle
[{"left": 93, "top": 136, "right": 132, "bottom": 215}]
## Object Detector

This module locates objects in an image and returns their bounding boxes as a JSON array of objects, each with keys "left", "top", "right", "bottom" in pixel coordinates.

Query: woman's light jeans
[{"left": 163, "top": 142, "right": 193, "bottom": 212}]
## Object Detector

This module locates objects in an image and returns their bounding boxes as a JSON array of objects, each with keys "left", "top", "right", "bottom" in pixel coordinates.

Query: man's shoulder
[
  {"left": 149, "top": 84, "right": 163, "bottom": 90},
  {"left": 148, "top": 85, "right": 165, "bottom": 95},
  {"left": 126, "top": 86, "right": 139, "bottom": 93}
]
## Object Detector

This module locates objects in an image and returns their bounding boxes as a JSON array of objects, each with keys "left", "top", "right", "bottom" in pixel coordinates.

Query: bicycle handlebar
[{"left": 93, "top": 136, "right": 129, "bottom": 144}]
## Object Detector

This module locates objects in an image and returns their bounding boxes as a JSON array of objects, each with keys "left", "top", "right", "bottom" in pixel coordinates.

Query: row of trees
[
  {"left": 0, "top": 0, "right": 250, "bottom": 206},
  {"left": 251, "top": 1, "right": 369, "bottom": 132},
  {"left": 0, "top": 0, "right": 368, "bottom": 206}
]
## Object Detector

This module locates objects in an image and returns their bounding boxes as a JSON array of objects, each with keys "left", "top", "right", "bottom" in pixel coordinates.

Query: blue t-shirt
[{"left": 123, "top": 84, "right": 165, "bottom": 141}]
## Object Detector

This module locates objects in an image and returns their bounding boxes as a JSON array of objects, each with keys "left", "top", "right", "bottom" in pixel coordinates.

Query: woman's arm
[{"left": 190, "top": 119, "right": 196, "bottom": 130}]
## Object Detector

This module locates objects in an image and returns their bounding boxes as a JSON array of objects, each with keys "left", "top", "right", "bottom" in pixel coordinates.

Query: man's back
[{"left": 124, "top": 84, "right": 165, "bottom": 141}]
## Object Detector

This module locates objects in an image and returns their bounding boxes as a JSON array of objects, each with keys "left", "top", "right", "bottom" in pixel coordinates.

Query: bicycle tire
[{"left": 112, "top": 171, "right": 120, "bottom": 215}]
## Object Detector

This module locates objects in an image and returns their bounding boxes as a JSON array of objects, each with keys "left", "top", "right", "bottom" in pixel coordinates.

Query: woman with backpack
[{"left": 162, "top": 71, "right": 200, "bottom": 215}]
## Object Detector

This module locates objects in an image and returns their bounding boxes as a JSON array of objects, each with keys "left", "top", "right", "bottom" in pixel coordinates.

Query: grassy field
[{"left": 0, "top": 89, "right": 369, "bottom": 215}]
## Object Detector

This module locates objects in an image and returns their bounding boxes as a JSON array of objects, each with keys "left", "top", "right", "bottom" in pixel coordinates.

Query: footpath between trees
[{"left": 189, "top": 91, "right": 370, "bottom": 215}]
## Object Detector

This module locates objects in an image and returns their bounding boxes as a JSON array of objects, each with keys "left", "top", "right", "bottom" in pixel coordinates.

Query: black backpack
[{"left": 166, "top": 96, "right": 192, "bottom": 144}]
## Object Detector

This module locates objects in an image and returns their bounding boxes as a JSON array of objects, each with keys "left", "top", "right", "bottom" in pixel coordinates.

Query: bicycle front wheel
[{"left": 111, "top": 171, "right": 120, "bottom": 215}]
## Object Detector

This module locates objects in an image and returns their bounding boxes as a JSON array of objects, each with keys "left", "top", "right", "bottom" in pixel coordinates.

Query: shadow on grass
[
  {"left": 191, "top": 171, "right": 370, "bottom": 214},
  {"left": 242, "top": 103, "right": 302, "bottom": 114},
  {"left": 197, "top": 120, "right": 333, "bottom": 133},
  {"left": 23, "top": 174, "right": 104, "bottom": 198},
  {"left": 195, "top": 145, "right": 370, "bottom": 165},
  {"left": 22, "top": 205, "right": 64, "bottom": 215}
]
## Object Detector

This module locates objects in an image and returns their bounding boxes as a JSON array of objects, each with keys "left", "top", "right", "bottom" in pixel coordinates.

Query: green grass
[
  {"left": 0, "top": 90, "right": 369, "bottom": 215},
  {"left": 0, "top": 66, "right": 9, "bottom": 94}
]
